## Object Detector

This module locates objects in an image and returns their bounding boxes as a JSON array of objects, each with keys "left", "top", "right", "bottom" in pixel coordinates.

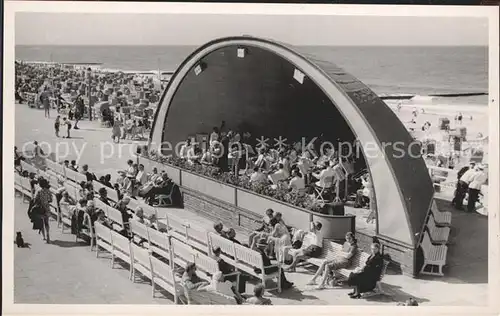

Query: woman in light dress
[
  {"left": 307, "top": 232, "right": 358, "bottom": 289},
  {"left": 267, "top": 212, "right": 291, "bottom": 260}
]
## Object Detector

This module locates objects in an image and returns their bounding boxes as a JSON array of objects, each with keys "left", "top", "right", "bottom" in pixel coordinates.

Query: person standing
[
  {"left": 54, "top": 115, "right": 61, "bottom": 137},
  {"left": 74, "top": 94, "right": 84, "bottom": 130},
  {"left": 467, "top": 165, "right": 488, "bottom": 213},
  {"left": 452, "top": 163, "right": 476, "bottom": 210},
  {"left": 111, "top": 120, "right": 121, "bottom": 143},
  {"left": 33, "top": 178, "right": 53, "bottom": 243},
  {"left": 62, "top": 117, "right": 72, "bottom": 138},
  {"left": 41, "top": 87, "right": 51, "bottom": 118}
]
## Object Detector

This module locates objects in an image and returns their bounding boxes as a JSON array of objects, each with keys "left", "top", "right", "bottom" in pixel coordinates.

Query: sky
[{"left": 15, "top": 13, "right": 488, "bottom": 46}]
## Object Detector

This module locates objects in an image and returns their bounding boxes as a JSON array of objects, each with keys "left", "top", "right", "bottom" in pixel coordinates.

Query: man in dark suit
[{"left": 213, "top": 246, "right": 247, "bottom": 294}]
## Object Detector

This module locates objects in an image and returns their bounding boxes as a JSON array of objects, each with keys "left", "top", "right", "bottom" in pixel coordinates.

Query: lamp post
[{"left": 87, "top": 67, "right": 93, "bottom": 121}]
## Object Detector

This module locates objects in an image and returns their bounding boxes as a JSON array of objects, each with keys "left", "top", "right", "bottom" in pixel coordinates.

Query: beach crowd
[{"left": 15, "top": 61, "right": 161, "bottom": 141}]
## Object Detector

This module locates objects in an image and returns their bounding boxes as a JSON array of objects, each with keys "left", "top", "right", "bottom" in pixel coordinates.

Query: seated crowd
[
  {"left": 174, "top": 126, "right": 374, "bottom": 212},
  {"left": 16, "top": 144, "right": 387, "bottom": 305}
]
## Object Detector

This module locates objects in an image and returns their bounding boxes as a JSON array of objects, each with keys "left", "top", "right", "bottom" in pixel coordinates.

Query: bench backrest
[
  {"left": 166, "top": 216, "right": 189, "bottom": 238},
  {"left": 208, "top": 232, "right": 236, "bottom": 258},
  {"left": 21, "top": 161, "right": 38, "bottom": 175},
  {"left": 141, "top": 204, "right": 157, "bottom": 219},
  {"left": 46, "top": 159, "right": 65, "bottom": 177},
  {"left": 353, "top": 250, "right": 370, "bottom": 269},
  {"left": 194, "top": 252, "right": 219, "bottom": 277},
  {"left": 20, "top": 175, "right": 31, "bottom": 193},
  {"left": 92, "top": 180, "right": 107, "bottom": 194},
  {"left": 127, "top": 198, "right": 141, "bottom": 212},
  {"left": 95, "top": 221, "right": 113, "bottom": 244},
  {"left": 379, "top": 260, "right": 390, "bottom": 281},
  {"left": 150, "top": 255, "right": 177, "bottom": 291},
  {"left": 15, "top": 173, "right": 22, "bottom": 188},
  {"left": 320, "top": 240, "right": 337, "bottom": 260},
  {"left": 301, "top": 233, "right": 316, "bottom": 249},
  {"left": 110, "top": 230, "right": 131, "bottom": 256},
  {"left": 65, "top": 167, "right": 86, "bottom": 184},
  {"left": 186, "top": 224, "right": 209, "bottom": 249},
  {"left": 59, "top": 202, "right": 73, "bottom": 219},
  {"left": 426, "top": 214, "right": 438, "bottom": 232},
  {"left": 131, "top": 243, "right": 151, "bottom": 269},
  {"left": 107, "top": 206, "right": 125, "bottom": 228},
  {"left": 420, "top": 231, "right": 433, "bottom": 259},
  {"left": 64, "top": 182, "right": 78, "bottom": 200},
  {"left": 130, "top": 219, "right": 150, "bottom": 242},
  {"left": 171, "top": 238, "right": 196, "bottom": 265},
  {"left": 148, "top": 227, "right": 171, "bottom": 252},
  {"left": 234, "top": 243, "right": 263, "bottom": 269},
  {"left": 106, "top": 188, "right": 119, "bottom": 204},
  {"left": 93, "top": 198, "right": 110, "bottom": 216}
]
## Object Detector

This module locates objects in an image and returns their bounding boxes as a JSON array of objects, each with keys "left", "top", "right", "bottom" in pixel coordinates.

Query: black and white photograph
[{"left": 3, "top": 1, "right": 499, "bottom": 313}]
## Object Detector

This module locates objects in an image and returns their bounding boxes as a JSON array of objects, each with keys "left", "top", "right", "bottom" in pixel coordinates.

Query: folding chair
[{"left": 314, "top": 176, "right": 334, "bottom": 205}]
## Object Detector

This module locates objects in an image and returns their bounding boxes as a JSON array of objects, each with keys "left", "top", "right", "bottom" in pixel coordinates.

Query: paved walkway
[
  {"left": 14, "top": 197, "right": 172, "bottom": 304},
  {"left": 13, "top": 104, "right": 489, "bottom": 306}
]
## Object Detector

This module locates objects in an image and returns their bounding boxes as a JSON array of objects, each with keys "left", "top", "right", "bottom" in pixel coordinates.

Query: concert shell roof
[{"left": 150, "top": 36, "right": 434, "bottom": 247}]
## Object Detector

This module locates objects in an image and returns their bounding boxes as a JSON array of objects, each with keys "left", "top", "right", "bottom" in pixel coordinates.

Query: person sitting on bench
[
  {"left": 248, "top": 208, "right": 274, "bottom": 248},
  {"left": 307, "top": 232, "right": 358, "bottom": 289},
  {"left": 346, "top": 242, "right": 384, "bottom": 299},
  {"left": 285, "top": 222, "right": 323, "bottom": 272}
]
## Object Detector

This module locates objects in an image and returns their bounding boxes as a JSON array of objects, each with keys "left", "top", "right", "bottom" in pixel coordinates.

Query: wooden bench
[
  {"left": 430, "top": 201, "right": 452, "bottom": 226},
  {"left": 420, "top": 231, "right": 448, "bottom": 276},
  {"left": 281, "top": 233, "right": 331, "bottom": 267},
  {"left": 150, "top": 255, "right": 183, "bottom": 303},
  {"left": 233, "top": 242, "right": 282, "bottom": 293},
  {"left": 107, "top": 205, "right": 126, "bottom": 232},
  {"left": 171, "top": 237, "right": 196, "bottom": 271},
  {"left": 64, "top": 182, "right": 79, "bottom": 200},
  {"left": 64, "top": 167, "right": 87, "bottom": 184},
  {"left": 186, "top": 224, "right": 210, "bottom": 254},
  {"left": 92, "top": 180, "right": 112, "bottom": 198},
  {"left": 193, "top": 252, "right": 242, "bottom": 287},
  {"left": 130, "top": 219, "right": 151, "bottom": 247},
  {"left": 79, "top": 212, "right": 95, "bottom": 250},
  {"left": 207, "top": 232, "right": 237, "bottom": 266},
  {"left": 95, "top": 221, "right": 114, "bottom": 258},
  {"left": 14, "top": 173, "right": 29, "bottom": 199},
  {"left": 59, "top": 201, "right": 74, "bottom": 232},
  {"left": 110, "top": 229, "right": 133, "bottom": 280},
  {"left": 163, "top": 216, "right": 189, "bottom": 242},
  {"left": 131, "top": 243, "right": 153, "bottom": 285},
  {"left": 21, "top": 161, "right": 38, "bottom": 176},
  {"left": 361, "top": 259, "right": 390, "bottom": 298},
  {"left": 426, "top": 213, "right": 450, "bottom": 244},
  {"left": 148, "top": 227, "right": 173, "bottom": 263},
  {"left": 45, "top": 159, "right": 66, "bottom": 178}
]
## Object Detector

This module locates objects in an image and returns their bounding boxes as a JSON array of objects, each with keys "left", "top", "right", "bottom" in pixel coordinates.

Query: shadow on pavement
[
  {"left": 49, "top": 239, "right": 89, "bottom": 248},
  {"left": 374, "top": 283, "right": 430, "bottom": 305}
]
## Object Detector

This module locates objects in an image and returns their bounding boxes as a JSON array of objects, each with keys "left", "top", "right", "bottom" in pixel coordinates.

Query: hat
[
  {"left": 118, "top": 170, "right": 126, "bottom": 176},
  {"left": 126, "top": 172, "right": 135, "bottom": 178}
]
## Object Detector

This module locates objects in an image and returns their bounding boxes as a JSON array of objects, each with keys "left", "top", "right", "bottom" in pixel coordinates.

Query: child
[
  {"left": 111, "top": 121, "right": 121, "bottom": 143},
  {"left": 54, "top": 115, "right": 61, "bottom": 137},
  {"left": 62, "top": 117, "right": 72, "bottom": 138}
]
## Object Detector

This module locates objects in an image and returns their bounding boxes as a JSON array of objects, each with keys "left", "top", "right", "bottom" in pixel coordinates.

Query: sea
[{"left": 15, "top": 45, "right": 489, "bottom": 105}]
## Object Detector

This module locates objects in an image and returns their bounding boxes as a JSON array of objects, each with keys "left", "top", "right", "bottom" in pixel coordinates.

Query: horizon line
[{"left": 15, "top": 43, "right": 488, "bottom": 47}]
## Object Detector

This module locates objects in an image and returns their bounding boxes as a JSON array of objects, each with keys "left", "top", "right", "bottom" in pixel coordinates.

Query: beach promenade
[{"left": 13, "top": 104, "right": 489, "bottom": 306}]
